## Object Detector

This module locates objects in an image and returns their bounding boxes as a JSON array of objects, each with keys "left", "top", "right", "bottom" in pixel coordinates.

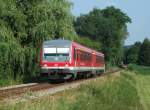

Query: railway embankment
[
  {"left": 0, "top": 69, "right": 120, "bottom": 102},
  {"left": 1, "top": 66, "right": 148, "bottom": 110}
]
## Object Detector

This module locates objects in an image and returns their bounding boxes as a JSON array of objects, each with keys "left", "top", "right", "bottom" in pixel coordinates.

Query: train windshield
[{"left": 43, "top": 47, "right": 70, "bottom": 62}]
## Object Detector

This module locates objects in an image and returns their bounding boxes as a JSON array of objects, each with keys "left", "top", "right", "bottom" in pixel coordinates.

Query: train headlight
[
  {"left": 44, "top": 64, "right": 47, "bottom": 67},
  {"left": 65, "top": 64, "right": 69, "bottom": 67}
]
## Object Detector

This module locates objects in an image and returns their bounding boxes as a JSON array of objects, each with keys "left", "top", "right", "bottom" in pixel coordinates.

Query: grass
[
  {"left": 0, "top": 76, "right": 49, "bottom": 88},
  {"left": 0, "top": 70, "right": 143, "bottom": 110},
  {"left": 128, "top": 64, "right": 150, "bottom": 110},
  {"left": 0, "top": 76, "right": 23, "bottom": 88}
]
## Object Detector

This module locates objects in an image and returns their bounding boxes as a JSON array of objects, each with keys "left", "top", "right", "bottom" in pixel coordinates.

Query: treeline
[
  {"left": 124, "top": 38, "right": 150, "bottom": 66},
  {"left": 0, "top": 0, "right": 131, "bottom": 86}
]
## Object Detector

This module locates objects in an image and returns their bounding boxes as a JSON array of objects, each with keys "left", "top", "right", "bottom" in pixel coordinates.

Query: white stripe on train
[{"left": 41, "top": 66, "right": 105, "bottom": 71}]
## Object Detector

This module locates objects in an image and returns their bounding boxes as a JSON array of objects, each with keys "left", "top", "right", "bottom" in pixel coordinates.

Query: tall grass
[
  {"left": 0, "top": 72, "right": 143, "bottom": 110},
  {"left": 0, "top": 76, "right": 23, "bottom": 87},
  {"left": 128, "top": 64, "right": 150, "bottom": 109},
  {"left": 66, "top": 73, "right": 142, "bottom": 110}
]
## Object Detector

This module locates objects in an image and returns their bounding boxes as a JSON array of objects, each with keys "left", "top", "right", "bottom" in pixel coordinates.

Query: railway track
[{"left": 0, "top": 69, "right": 121, "bottom": 100}]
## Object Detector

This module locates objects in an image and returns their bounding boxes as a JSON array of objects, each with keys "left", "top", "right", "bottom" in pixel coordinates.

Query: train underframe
[{"left": 41, "top": 67, "right": 105, "bottom": 82}]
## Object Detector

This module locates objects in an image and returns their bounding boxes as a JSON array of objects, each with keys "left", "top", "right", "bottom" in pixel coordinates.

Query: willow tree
[{"left": 0, "top": 0, "right": 75, "bottom": 85}]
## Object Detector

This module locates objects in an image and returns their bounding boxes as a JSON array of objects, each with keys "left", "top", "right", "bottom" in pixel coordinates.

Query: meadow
[{"left": 0, "top": 64, "right": 150, "bottom": 110}]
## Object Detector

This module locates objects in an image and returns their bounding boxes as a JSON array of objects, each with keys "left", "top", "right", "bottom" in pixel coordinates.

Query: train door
[
  {"left": 73, "top": 48, "right": 77, "bottom": 67},
  {"left": 76, "top": 49, "right": 81, "bottom": 67},
  {"left": 92, "top": 53, "right": 96, "bottom": 68},
  {"left": 73, "top": 48, "right": 80, "bottom": 67}
]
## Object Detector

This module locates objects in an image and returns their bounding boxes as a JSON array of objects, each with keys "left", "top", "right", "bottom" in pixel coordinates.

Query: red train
[{"left": 40, "top": 40, "right": 105, "bottom": 81}]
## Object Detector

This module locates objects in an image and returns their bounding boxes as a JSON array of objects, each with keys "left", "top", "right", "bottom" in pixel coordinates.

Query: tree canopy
[
  {"left": 138, "top": 38, "right": 150, "bottom": 66},
  {"left": 123, "top": 42, "right": 141, "bottom": 64},
  {"left": 74, "top": 6, "right": 131, "bottom": 65},
  {"left": 123, "top": 38, "right": 150, "bottom": 66}
]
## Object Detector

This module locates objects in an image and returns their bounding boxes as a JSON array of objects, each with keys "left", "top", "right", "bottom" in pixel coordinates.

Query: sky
[{"left": 70, "top": 0, "right": 150, "bottom": 45}]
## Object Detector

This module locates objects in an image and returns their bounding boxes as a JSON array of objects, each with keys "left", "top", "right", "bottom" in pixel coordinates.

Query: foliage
[
  {"left": 73, "top": 36, "right": 101, "bottom": 51},
  {"left": 0, "top": 0, "right": 74, "bottom": 86},
  {"left": 74, "top": 6, "right": 131, "bottom": 65},
  {"left": 138, "top": 38, "right": 150, "bottom": 66},
  {"left": 0, "top": 1, "right": 133, "bottom": 86},
  {"left": 124, "top": 42, "right": 141, "bottom": 64},
  {"left": 124, "top": 38, "right": 150, "bottom": 66}
]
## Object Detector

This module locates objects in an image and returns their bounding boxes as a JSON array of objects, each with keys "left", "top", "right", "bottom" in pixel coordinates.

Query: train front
[{"left": 40, "top": 40, "right": 73, "bottom": 81}]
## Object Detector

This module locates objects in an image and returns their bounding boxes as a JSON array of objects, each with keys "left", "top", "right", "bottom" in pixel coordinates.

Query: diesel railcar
[{"left": 40, "top": 40, "right": 105, "bottom": 81}]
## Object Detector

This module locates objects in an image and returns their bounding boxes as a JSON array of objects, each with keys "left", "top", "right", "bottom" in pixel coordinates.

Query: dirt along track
[{"left": 0, "top": 69, "right": 122, "bottom": 101}]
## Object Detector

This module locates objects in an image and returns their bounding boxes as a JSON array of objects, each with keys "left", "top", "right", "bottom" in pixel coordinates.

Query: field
[{"left": 0, "top": 65, "right": 150, "bottom": 110}]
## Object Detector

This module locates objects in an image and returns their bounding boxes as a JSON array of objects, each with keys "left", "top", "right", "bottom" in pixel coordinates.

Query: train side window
[
  {"left": 79, "top": 51, "right": 92, "bottom": 61},
  {"left": 88, "top": 53, "right": 92, "bottom": 60},
  {"left": 77, "top": 50, "right": 81, "bottom": 61},
  {"left": 77, "top": 51, "right": 79, "bottom": 61},
  {"left": 80, "top": 52, "right": 91, "bottom": 61},
  {"left": 96, "top": 56, "right": 101, "bottom": 63},
  {"left": 96, "top": 56, "right": 104, "bottom": 63},
  {"left": 81, "top": 52, "right": 84, "bottom": 61}
]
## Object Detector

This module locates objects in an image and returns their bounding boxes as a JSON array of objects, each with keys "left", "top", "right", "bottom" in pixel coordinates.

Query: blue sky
[{"left": 70, "top": 0, "right": 150, "bottom": 45}]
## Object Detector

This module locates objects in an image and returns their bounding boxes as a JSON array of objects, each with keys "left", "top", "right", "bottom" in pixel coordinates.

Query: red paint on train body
[{"left": 40, "top": 40, "right": 105, "bottom": 80}]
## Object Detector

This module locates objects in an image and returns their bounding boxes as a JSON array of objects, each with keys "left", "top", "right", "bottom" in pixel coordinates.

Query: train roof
[
  {"left": 72, "top": 42, "right": 104, "bottom": 57},
  {"left": 43, "top": 39, "right": 104, "bottom": 57},
  {"left": 43, "top": 39, "right": 71, "bottom": 48}
]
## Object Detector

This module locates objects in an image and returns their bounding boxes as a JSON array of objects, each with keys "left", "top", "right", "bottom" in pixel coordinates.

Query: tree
[
  {"left": 101, "top": 6, "right": 131, "bottom": 31},
  {"left": 124, "top": 42, "right": 141, "bottom": 64},
  {"left": 74, "top": 36, "right": 101, "bottom": 51},
  {"left": 0, "top": 0, "right": 75, "bottom": 85},
  {"left": 138, "top": 38, "right": 150, "bottom": 66},
  {"left": 74, "top": 6, "right": 131, "bottom": 65}
]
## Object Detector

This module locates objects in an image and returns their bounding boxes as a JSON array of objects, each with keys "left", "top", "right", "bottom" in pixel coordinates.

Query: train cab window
[{"left": 43, "top": 47, "right": 70, "bottom": 62}]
